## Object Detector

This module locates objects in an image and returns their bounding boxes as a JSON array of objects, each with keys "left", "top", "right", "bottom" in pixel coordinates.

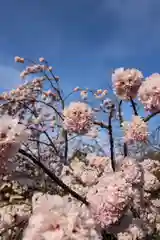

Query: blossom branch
[
  {"left": 144, "top": 110, "right": 160, "bottom": 122},
  {"left": 94, "top": 120, "right": 109, "bottom": 130},
  {"left": 36, "top": 100, "right": 64, "bottom": 120},
  {"left": 44, "top": 72, "right": 69, "bottom": 164},
  {"left": 19, "top": 149, "right": 89, "bottom": 205}
]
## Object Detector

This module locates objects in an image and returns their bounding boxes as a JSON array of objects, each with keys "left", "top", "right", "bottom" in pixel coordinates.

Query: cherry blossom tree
[{"left": 0, "top": 56, "right": 160, "bottom": 239}]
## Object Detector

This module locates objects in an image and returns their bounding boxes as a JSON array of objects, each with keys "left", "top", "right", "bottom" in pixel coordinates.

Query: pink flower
[
  {"left": 138, "top": 73, "right": 160, "bottom": 112},
  {"left": 123, "top": 116, "right": 148, "bottom": 143},
  {"left": 112, "top": 68, "right": 143, "bottom": 100},
  {"left": 14, "top": 56, "right": 24, "bottom": 63},
  {"left": 86, "top": 154, "right": 108, "bottom": 170},
  {"left": 94, "top": 89, "right": 108, "bottom": 99},
  {"left": 20, "top": 64, "right": 48, "bottom": 79},
  {"left": 39, "top": 57, "right": 45, "bottom": 62},
  {"left": 80, "top": 90, "right": 88, "bottom": 100},
  {"left": 23, "top": 193, "right": 101, "bottom": 240},
  {"left": 87, "top": 172, "right": 133, "bottom": 228},
  {"left": 0, "top": 115, "right": 30, "bottom": 172},
  {"left": 120, "top": 157, "right": 142, "bottom": 185},
  {"left": 73, "top": 86, "right": 80, "bottom": 92},
  {"left": 63, "top": 102, "right": 94, "bottom": 134}
]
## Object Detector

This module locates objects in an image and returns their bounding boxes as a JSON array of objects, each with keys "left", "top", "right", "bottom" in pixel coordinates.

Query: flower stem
[{"left": 130, "top": 97, "right": 138, "bottom": 116}]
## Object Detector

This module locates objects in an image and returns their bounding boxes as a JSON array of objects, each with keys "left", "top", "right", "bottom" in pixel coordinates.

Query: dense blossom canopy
[{"left": 0, "top": 56, "right": 160, "bottom": 240}]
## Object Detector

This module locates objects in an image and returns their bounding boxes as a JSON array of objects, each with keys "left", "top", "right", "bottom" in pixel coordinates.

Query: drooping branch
[{"left": 19, "top": 149, "right": 89, "bottom": 206}]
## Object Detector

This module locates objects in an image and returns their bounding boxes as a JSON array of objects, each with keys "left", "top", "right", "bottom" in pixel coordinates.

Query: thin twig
[
  {"left": 144, "top": 110, "right": 160, "bottom": 122},
  {"left": 94, "top": 120, "right": 109, "bottom": 129}
]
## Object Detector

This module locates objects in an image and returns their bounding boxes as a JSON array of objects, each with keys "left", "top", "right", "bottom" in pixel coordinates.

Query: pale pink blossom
[
  {"left": 20, "top": 64, "right": 47, "bottom": 79},
  {"left": 63, "top": 102, "right": 94, "bottom": 134},
  {"left": 73, "top": 86, "right": 80, "bottom": 92},
  {"left": 143, "top": 170, "right": 160, "bottom": 192},
  {"left": 117, "top": 223, "right": 145, "bottom": 240},
  {"left": 20, "top": 70, "right": 28, "bottom": 79},
  {"left": 138, "top": 73, "right": 160, "bottom": 112},
  {"left": 123, "top": 116, "right": 148, "bottom": 143},
  {"left": 0, "top": 115, "right": 30, "bottom": 172},
  {"left": 69, "top": 157, "right": 103, "bottom": 187},
  {"left": 26, "top": 64, "right": 47, "bottom": 74},
  {"left": 23, "top": 193, "right": 101, "bottom": 240},
  {"left": 120, "top": 157, "right": 142, "bottom": 185},
  {"left": 86, "top": 154, "right": 108, "bottom": 171},
  {"left": 87, "top": 172, "right": 133, "bottom": 228},
  {"left": 14, "top": 56, "right": 24, "bottom": 63},
  {"left": 112, "top": 68, "right": 143, "bottom": 100},
  {"left": 39, "top": 57, "right": 45, "bottom": 62},
  {"left": 80, "top": 90, "right": 88, "bottom": 100},
  {"left": 140, "top": 158, "right": 160, "bottom": 176},
  {"left": 94, "top": 89, "right": 108, "bottom": 99}
]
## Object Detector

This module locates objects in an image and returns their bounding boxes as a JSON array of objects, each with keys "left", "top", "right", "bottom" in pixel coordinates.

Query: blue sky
[{"left": 0, "top": 0, "right": 159, "bottom": 127}]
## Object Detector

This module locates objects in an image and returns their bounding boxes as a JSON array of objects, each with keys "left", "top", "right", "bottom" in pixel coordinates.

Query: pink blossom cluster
[
  {"left": 87, "top": 171, "right": 133, "bottom": 228},
  {"left": 0, "top": 115, "right": 30, "bottom": 172},
  {"left": 117, "top": 222, "right": 145, "bottom": 240},
  {"left": 138, "top": 73, "right": 160, "bottom": 112},
  {"left": 93, "top": 89, "right": 108, "bottom": 99},
  {"left": 79, "top": 89, "right": 108, "bottom": 100},
  {"left": 0, "top": 57, "right": 158, "bottom": 239},
  {"left": 140, "top": 158, "right": 160, "bottom": 176},
  {"left": 63, "top": 102, "right": 94, "bottom": 134},
  {"left": 23, "top": 193, "right": 101, "bottom": 240},
  {"left": 20, "top": 64, "right": 48, "bottom": 79},
  {"left": 120, "top": 157, "right": 142, "bottom": 185},
  {"left": 86, "top": 153, "right": 108, "bottom": 171},
  {"left": 0, "top": 201, "right": 31, "bottom": 236},
  {"left": 123, "top": 116, "right": 148, "bottom": 143},
  {"left": 60, "top": 155, "right": 106, "bottom": 196},
  {"left": 14, "top": 56, "right": 25, "bottom": 63},
  {"left": 112, "top": 68, "right": 143, "bottom": 100},
  {"left": 0, "top": 77, "right": 44, "bottom": 102}
]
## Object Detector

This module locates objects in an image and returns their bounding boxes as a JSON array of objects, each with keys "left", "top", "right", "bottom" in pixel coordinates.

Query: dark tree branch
[
  {"left": 130, "top": 97, "right": 138, "bottom": 116},
  {"left": 118, "top": 100, "right": 128, "bottom": 157},
  {"left": 108, "top": 105, "right": 115, "bottom": 172},
  {"left": 144, "top": 110, "right": 160, "bottom": 122},
  {"left": 94, "top": 120, "right": 109, "bottom": 130},
  {"left": 19, "top": 149, "right": 89, "bottom": 205}
]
